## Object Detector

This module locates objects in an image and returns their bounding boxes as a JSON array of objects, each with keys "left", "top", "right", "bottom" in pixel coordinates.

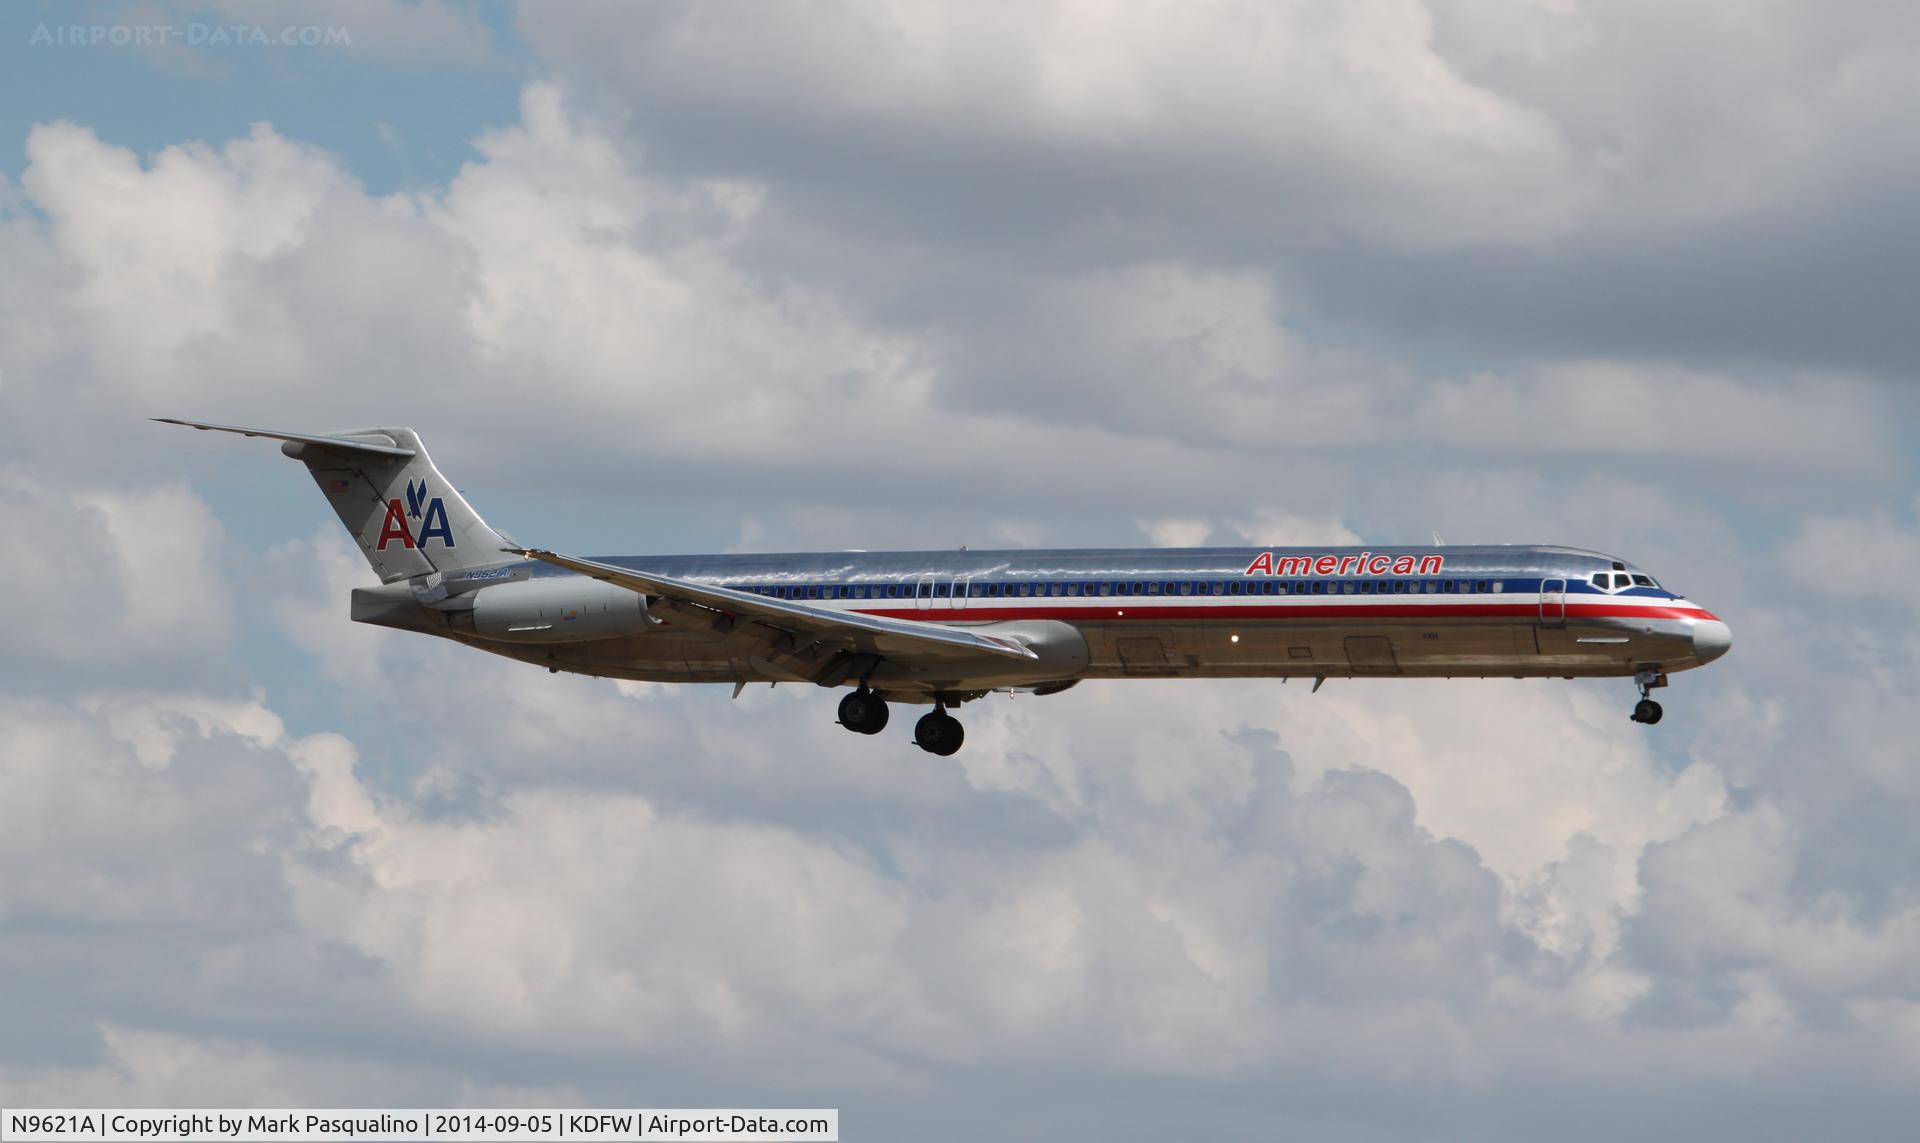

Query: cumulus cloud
[{"left": 2, "top": 3, "right": 1918, "bottom": 1137}]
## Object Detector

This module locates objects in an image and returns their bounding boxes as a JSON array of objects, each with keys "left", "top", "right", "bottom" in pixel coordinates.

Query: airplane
[{"left": 159, "top": 419, "right": 1732, "bottom": 755}]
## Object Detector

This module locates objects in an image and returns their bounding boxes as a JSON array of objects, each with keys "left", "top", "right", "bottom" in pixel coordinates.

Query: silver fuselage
[{"left": 353, "top": 543, "right": 1730, "bottom": 702}]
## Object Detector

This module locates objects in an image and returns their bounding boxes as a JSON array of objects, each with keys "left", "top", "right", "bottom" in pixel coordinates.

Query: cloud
[
  {"left": 2, "top": 8, "right": 1919, "bottom": 1136},
  {"left": 0, "top": 472, "right": 232, "bottom": 682}
]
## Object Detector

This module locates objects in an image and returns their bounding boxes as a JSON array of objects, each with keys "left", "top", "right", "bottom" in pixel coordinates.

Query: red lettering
[
  {"left": 1367, "top": 556, "right": 1390, "bottom": 574},
  {"left": 375, "top": 499, "right": 415, "bottom": 550},
  {"left": 1391, "top": 556, "right": 1415, "bottom": 574},
  {"left": 1313, "top": 555, "right": 1338, "bottom": 575},
  {"left": 1418, "top": 555, "right": 1444, "bottom": 574},
  {"left": 1337, "top": 555, "right": 1359, "bottom": 574},
  {"left": 1245, "top": 551, "right": 1274, "bottom": 576}
]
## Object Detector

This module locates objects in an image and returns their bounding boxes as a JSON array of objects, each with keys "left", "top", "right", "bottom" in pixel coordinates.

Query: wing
[{"left": 510, "top": 548, "right": 1037, "bottom": 680}]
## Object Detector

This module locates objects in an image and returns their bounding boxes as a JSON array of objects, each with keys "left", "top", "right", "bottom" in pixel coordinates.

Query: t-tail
[{"left": 153, "top": 419, "right": 517, "bottom": 582}]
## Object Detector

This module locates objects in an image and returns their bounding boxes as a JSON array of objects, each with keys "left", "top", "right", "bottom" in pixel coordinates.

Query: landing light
[{"left": 1231, "top": 634, "right": 1240, "bottom": 643}]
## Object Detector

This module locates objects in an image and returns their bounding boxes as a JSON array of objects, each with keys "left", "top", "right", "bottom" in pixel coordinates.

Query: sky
[{"left": 2, "top": 1, "right": 1919, "bottom": 1138}]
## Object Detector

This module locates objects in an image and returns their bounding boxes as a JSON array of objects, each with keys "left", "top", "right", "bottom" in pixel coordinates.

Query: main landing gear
[
  {"left": 836, "top": 688, "right": 890, "bottom": 735},
  {"left": 1631, "top": 667, "right": 1666, "bottom": 725},
  {"left": 913, "top": 706, "right": 965, "bottom": 757},
  {"left": 834, "top": 689, "right": 966, "bottom": 755}
]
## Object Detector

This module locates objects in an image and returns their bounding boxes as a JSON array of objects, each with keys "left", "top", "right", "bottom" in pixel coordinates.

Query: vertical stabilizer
[{"left": 155, "top": 420, "right": 517, "bottom": 583}]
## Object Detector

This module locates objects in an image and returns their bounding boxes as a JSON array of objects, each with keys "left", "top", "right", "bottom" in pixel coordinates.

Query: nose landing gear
[{"left": 1630, "top": 667, "right": 1667, "bottom": 725}]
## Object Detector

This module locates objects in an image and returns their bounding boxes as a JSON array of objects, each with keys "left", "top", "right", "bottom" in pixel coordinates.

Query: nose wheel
[
  {"left": 836, "top": 688, "right": 889, "bottom": 735},
  {"left": 1630, "top": 668, "right": 1666, "bottom": 725}
]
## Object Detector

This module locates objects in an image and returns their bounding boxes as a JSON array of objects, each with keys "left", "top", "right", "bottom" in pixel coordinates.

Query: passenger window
[
  {"left": 1477, "top": 580, "right": 1490, "bottom": 593},
  {"left": 1359, "top": 581, "right": 1373, "bottom": 594},
  {"left": 1276, "top": 583, "right": 1288, "bottom": 595},
  {"left": 1342, "top": 581, "right": 1355, "bottom": 594},
  {"left": 1067, "top": 583, "right": 1081, "bottom": 596},
  {"left": 1148, "top": 582, "right": 1162, "bottom": 595},
  {"left": 1492, "top": 581, "right": 1504, "bottom": 593},
  {"left": 1410, "top": 581, "right": 1423, "bottom": 594},
  {"left": 1263, "top": 581, "right": 1277, "bottom": 595},
  {"left": 1099, "top": 582, "right": 1113, "bottom": 596},
  {"left": 1313, "top": 581, "right": 1327, "bottom": 595}
]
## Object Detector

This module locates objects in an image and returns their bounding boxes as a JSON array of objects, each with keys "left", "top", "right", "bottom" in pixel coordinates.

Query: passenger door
[{"left": 1539, "top": 577, "right": 1567, "bottom": 627}]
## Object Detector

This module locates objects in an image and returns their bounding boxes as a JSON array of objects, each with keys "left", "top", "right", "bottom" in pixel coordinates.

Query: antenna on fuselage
[{"left": 1432, "top": 530, "right": 1445, "bottom": 546}]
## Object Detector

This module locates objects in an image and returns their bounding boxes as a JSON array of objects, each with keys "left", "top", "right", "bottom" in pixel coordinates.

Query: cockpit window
[{"left": 1631, "top": 574, "right": 1655, "bottom": 588}]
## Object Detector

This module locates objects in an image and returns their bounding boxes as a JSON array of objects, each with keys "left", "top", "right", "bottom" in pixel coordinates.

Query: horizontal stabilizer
[{"left": 152, "top": 418, "right": 416, "bottom": 458}]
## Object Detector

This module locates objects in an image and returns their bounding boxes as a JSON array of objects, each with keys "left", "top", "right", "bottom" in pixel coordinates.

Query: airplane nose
[{"left": 1693, "top": 618, "right": 1732, "bottom": 664}]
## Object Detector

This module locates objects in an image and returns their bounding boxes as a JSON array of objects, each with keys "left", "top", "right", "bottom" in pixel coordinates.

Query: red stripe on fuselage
[{"left": 843, "top": 602, "right": 1717, "bottom": 623}]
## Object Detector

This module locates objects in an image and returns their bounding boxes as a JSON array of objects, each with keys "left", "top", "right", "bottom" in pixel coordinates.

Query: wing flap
[{"left": 510, "top": 548, "right": 1038, "bottom": 665}]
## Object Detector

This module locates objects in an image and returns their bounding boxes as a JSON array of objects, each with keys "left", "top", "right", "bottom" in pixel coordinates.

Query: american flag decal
[{"left": 327, "top": 479, "right": 349, "bottom": 492}]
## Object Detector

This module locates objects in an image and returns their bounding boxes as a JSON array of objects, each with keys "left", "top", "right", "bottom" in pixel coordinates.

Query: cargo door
[
  {"left": 1116, "top": 633, "right": 1175, "bottom": 676},
  {"left": 1344, "top": 635, "right": 1400, "bottom": 676}
]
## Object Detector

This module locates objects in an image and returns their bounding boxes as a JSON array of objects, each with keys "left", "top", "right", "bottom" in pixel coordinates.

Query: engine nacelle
[
  {"left": 461, "top": 577, "right": 655, "bottom": 644},
  {"left": 968, "top": 619, "right": 1091, "bottom": 680}
]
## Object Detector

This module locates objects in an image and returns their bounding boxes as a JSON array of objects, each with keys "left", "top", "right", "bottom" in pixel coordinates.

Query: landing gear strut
[
  {"left": 1630, "top": 667, "right": 1666, "bottom": 725},
  {"left": 914, "top": 706, "right": 965, "bottom": 756},
  {"left": 837, "top": 688, "right": 889, "bottom": 735}
]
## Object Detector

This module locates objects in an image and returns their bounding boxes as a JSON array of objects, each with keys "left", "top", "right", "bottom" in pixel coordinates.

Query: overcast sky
[{"left": 3, "top": 2, "right": 1920, "bottom": 1138}]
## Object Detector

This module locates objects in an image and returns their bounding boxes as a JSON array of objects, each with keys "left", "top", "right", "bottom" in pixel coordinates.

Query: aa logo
[{"left": 375, "top": 478, "right": 455, "bottom": 550}]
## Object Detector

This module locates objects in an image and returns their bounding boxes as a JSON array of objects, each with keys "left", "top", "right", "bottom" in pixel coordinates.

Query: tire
[
  {"left": 914, "top": 711, "right": 964, "bottom": 756},
  {"left": 838, "top": 690, "right": 888, "bottom": 735},
  {"left": 1633, "top": 698, "right": 1662, "bottom": 724}
]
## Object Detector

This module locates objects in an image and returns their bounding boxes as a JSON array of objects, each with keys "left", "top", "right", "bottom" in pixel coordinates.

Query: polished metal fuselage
[{"left": 365, "top": 544, "right": 1728, "bottom": 699}]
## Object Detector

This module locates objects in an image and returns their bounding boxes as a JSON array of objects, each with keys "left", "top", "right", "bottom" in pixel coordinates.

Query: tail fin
[{"left": 155, "top": 419, "right": 516, "bottom": 583}]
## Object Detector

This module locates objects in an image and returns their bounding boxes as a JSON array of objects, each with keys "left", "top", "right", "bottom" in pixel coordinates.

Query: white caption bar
[{"left": 0, "top": 1110, "right": 837, "bottom": 1142}]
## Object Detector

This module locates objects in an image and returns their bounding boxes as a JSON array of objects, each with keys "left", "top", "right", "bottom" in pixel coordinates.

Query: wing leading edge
[{"left": 509, "top": 548, "right": 1039, "bottom": 669}]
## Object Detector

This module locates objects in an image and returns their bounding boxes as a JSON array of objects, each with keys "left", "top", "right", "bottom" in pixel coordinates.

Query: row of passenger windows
[{"left": 735, "top": 578, "right": 1510, "bottom": 601}]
